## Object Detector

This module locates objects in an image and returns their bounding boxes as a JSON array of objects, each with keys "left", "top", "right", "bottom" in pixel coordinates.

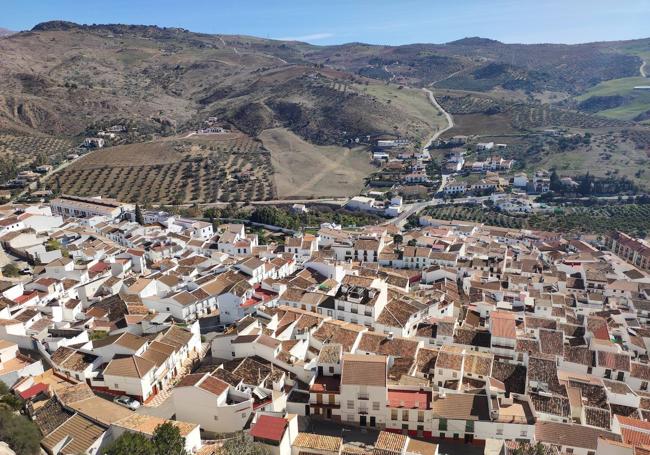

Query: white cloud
[{"left": 277, "top": 32, "right": 333, "bottom": 42}]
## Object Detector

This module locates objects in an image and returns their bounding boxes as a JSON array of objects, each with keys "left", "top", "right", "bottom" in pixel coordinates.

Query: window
[
  {"left": 329, "top": 367, "right": 334, "bottom": 374},
  {"left": 566, "top": 450, "right": 573, "bottom": 455},
  {"left": 438, "top": 369, "right": 443, "bottom": 375},
  {"left": 465, "top": 420, "right": 474, "bottom": 433},
  {"left": 402, "top": 410, "right": 409, "bottom": 421},
  {"left": 347, "top": 400, "right": 354, "bottom": 409},
  {"left": 418, "top": 411, "right": 424, "bottom": 423},
  {"left": 642, "top": 381, "right": 648, "bottom": 391},
  {"left": 372, "top": 402, "right": 380, "bottom": 411},
  {"left": 241, "top": 413, "right": 246, "bottom": 419},
  {"left": 214, "top": 416, "right": 219, "bottom": 421},
  {"left": 453, "top": 434, "right": 459, "bottom": 440},
  {"left": 439, "top": 418, "right": 448, "bottom": 431},
  {"left": 391, "top": 409, "right": 398, "bottom": 420},
  {"left": 520, "top": 429, "right": 527, "bottom": 437}
]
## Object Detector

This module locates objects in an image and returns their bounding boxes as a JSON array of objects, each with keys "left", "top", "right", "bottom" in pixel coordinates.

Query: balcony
[
  {"left": 357, "top": 393, "right": 369, "bottom": 400},
  {"left": 358, "top": 407, "right": 369, "bottom": 415}
]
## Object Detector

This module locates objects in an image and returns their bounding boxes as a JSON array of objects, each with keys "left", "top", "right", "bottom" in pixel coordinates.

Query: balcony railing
[{"left": 358, "top": 393, "right": 369, "bottom": 400}]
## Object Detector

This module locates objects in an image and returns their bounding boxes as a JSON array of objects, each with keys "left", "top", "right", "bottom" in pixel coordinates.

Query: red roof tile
[
  {"left": 249, "top": 415, "right": 287, "bottom": 442},
  {"left": 19, "top": 383, "right": 48, "bottom": 400}
]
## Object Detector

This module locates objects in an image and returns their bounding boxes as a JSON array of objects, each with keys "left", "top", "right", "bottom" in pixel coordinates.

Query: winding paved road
[{"left": 380, "top": 83, "right": 456, "bottom": 227}]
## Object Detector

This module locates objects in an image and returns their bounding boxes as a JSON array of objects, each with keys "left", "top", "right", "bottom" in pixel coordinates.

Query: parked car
[{"left": 113, "top": 395, "right": 140, "bottom": 410}]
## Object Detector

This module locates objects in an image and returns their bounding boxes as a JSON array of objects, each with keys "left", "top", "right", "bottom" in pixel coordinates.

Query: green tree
[
  {"left": 151, "top": 422, "right": 188, "bottom": 455},
  {"left": 578, "top": 172, "right": 593, "bottom": 196},
  {"left": 0, "top": 408, "right": 41, "bottom": 455},
  {"left": 2, "top": 263, "right": 20, "bottom": 278},
  {"left": 513, "top": 442, "right": 551, "bottom": 455},
  {"left": 549, "top": 170, "right": 562, "bottom": 193},
  {"left": 0, "top": 381, "right": 24, "bottom": 411},
  {"left": 393, "top": 234, "right": 403, "bottom": 245},
  {"left": 135, "top": 204, "right": 144, "bottom": 225},
  {"left": 45, "top": 239, "right": 61, "bottom": 252},
  {"left": 219, "top": 432, "right": 268, "bottom": 455},
  {"left": 104, "top": 431, "right": 155, "bottom": 455}
]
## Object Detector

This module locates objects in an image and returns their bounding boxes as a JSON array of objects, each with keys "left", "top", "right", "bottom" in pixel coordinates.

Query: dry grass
[{"left": 261, "top": 128, "right": 374, "bottom": 198}]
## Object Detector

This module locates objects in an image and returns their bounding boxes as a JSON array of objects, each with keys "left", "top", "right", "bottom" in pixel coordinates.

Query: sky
[{"left": 2, "top": 0, "right": 649, "bottom": 46}]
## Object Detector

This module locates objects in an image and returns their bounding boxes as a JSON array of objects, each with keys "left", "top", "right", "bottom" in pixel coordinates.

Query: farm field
[
  {"left": 423, "top": 203, "right": 650, "bottom": 237},
  {"left": 0, "top": 134, "right": 76, "bottom": 165},
  {"left": 261, "top": 128, "right": 374, "bottom": 199},
  {"left": 575, "top": 76, "right": 650, "bottom": 121},
  {"left": 51, "top": 133, "right": 276, "bottom": 204}
]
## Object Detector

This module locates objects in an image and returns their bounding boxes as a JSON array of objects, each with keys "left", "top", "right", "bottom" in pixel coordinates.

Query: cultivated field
[
  {"left": 52, "top": 133, "right": 276, "bottom": 204},
  {"left": 575, "top": 77, "right": 650, "bottom": 121},
  {"left": 260, "top": 128, "right": 374, "bottom": 199},
  {"left": 423, "top": 203, "right": 650, "bottom": 237},
  {"left": 0, "top": 134, "right": 75, "bottom": 165}
]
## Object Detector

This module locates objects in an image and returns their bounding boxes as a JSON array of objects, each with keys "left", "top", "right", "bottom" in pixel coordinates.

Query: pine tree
[{"left": 135, "top": 203, "right": 144, "bottom": 225}]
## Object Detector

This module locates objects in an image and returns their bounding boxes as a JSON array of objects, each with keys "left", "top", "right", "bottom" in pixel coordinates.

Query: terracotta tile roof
[
  {"left": 535, "top": 421, "right": 621, "bottom": 450},
  {"left": 357, "top": 332, "right": 419, "bottom": 358},
  {"left": 430, "top": 393, "right": 490, "bottom": 421},
  {"left": 413, "top": 347, "right": 439, "bottom": 376},
  {"left": 454, "top": 328, "right": 491, "bottom": 348},
  {"left": 529, "top": 393, "right": 570, "bottom": 417},
  {"left": 249, "top": 415, "right": 287, "bottom": 442},
  {"left": 55, "top": 383, "right": 95, "bottom": 406},
  {"left": 597, "top": 351, "right": 631, "bottom": 372},
  {"left": 67, "top": 395, "right": 133, "bottom": 426},
  {"left": 318, "top": 344, "right": 342, "bottom": 364},
  {"left": 632, "top": 362, "right": 650, "bottom": 380},
  {"left": 464, "top": 351, "right": 493, "bottom": 376},
  {"left": 492, "top": 360, "right": 527, "bottom": 395},
  {"left": 41, "top": 414, "right": 105, "bottom": 455},
  {"left": 30, "top": 397, "right": 73, "bottom": 435},
  {"left": 312, "top": 320, "right": 364, "bottom": 352},
  {"left": 525, "top": 316, "right": 557, "bottom": 331},
  {"left": 387, "top": 389, "right": 431, "bottom": 410},
  {"left": 341, "top": 354, "right": 386, "bottom": 387},
  {"left": 115, "top": 413, "right": 197, "bottom": 437},
  {"left": 293, "top": 432, "right": 342, "bottom": 452},
  {"left": 374, "top": 431, "right": 407, "bottom": 453},
  {"left": 516, "top": 338, "right": 540, "bottom": 354},
  {"left": 435, "top": 347, "right": 464, "bottom": 371},
  {"left": 585, "top": 406, "right": 611, "bottom": 429},
  {"left": 539, "top": 329, "right": 564, "bottom": 356},
  {"left": 491, "top": 312, "right": 516, "bottom": 339},
  {"left": 103, "top": 355, "right": 155, "bottom": 379}
]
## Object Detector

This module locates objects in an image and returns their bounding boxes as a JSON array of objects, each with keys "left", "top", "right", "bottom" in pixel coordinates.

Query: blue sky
[{"left": 2, "top": 0, "right": 649, "bottom": 45}]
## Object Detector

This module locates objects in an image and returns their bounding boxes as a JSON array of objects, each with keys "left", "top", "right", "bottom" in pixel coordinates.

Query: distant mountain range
[
  {"left": 0, "top": 21, "right": 647, "bottom": 140},
  {"left": 0, "top": 28, "right": 15, "bottom": 37}
]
